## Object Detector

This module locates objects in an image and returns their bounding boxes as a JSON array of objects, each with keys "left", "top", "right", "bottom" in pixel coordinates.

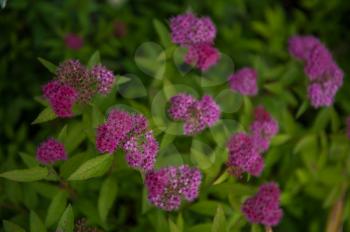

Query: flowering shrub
[{"left": 1, "top": 1, "right": 350, "bottom": 232}]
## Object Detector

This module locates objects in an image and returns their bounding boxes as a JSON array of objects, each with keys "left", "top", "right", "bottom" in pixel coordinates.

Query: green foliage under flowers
[{"left": 1, "top": 0, "right": 350, "bottom": 232}]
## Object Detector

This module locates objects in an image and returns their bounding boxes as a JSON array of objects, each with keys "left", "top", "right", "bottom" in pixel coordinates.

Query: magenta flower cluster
[
  {"left": 42, "top": 59, "right": 115, "bottom": 118},
  {"left": 168, "top": 93, "right": 220, "bottom": 135},
  {"left": 288, "top": 35, "right": 343, "bottom": 108},
  {"left": 227, "top": 106, "right": 278, "bottom": 176},
  {"left": 96, "top": 109, "right": 158, "bottom": 171},
  {"left": 242, "top": 182, "right": 283, "bottom": 226},
  {"left": 170, "top": 13, "right": 220, "bottom": 71},
  {"left": 36, "top": 138, "right": 67, "bottom": 164},
  {"left": 229, "top": 67, "right": 258, "bottom": 96},
  {"left": 145, "top": 165, "right": 201, "bottom": 211},
  {"left": 64, "top": 33, "right": 84, "bottom": 50}
]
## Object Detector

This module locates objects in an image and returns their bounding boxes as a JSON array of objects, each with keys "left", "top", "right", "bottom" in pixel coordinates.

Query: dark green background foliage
[{"left": 1, "top": 0, "right": 350, "bottom": 231}]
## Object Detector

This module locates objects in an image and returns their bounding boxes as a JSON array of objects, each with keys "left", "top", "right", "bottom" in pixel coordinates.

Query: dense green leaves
[
  {"left": 0, "top": 167, "right": 48, "bottom": 182},
  {"left": 68, "top": 154, "right": 113, "bottom": 181}
]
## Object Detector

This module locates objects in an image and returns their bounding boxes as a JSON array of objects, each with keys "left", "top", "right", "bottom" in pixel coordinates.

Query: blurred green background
[{"left": 1, "top": 0, "right": 350, "bottom": 231}]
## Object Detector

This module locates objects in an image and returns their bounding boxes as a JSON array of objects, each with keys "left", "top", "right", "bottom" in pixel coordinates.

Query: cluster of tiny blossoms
[
  {"left": 36, "top": 138, "right": 67, "bottom": 165},
  {"left": 42, "top": 59, "right": 115, "bottom": 118},
  {"left": 95, "top": 108, "right": 202, "bottom": 210},
  {"left": 229, "top": 67, "right": 258, "bottom": 96},
  {"left": 227, "top": 106, "right": 278, "bottom": 177},
  {"left": 170, "top": 13, "right": 220, "bottom": 71},
  {"left": 168, "top": 93, "right": 221, "bottom": 135},
  {"left": 288, "top": 35, "right": 343, "bottom": 108},
  {"left": 96, "top": 109, "right": 158, "bottom": 172},
  {"left": 242, "top": 182, "right": 283, "bottom": 226},
  {"left": 145, "top": 165, "right": 201, "bottom": 211}
]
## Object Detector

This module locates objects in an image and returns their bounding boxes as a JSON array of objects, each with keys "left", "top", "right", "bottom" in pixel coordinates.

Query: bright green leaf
[
  {"left": 153, "top": 19, "right": 171, "bottom": 47},
  {"left": 0, "top": 167, "right": 48, "bottom": 182},
  {"left": 38, "top": 57, "right": 56, "bottom": 74},
  {"left": 68, "top": 154, "right": 113, "bottom": 181},
  {"left": 169, "top": 219, "right": 181, "bottom": 232},
  {"left": 30, "top": 211, "right": 46, "bottom": 232},
  {"left": 3, "top": 220, "right": 25, "bottom": 232},
  {"left": 87, "top": 51, "right": 100, "bottom": 68},
  {"left": 56, "top": 204, "right": 74, "bottom": 232},
  {"left": 211, "top": 205, "right": 227, "bottom": 232},
  {"left": 32, "top": 107, "right": 57, "bottom": 124},
  {"left": 46, "top": 191, "right": 68, "bottom": 227},
  {"left": 98, "top": 176, "right": 118, "bottom": 223}
]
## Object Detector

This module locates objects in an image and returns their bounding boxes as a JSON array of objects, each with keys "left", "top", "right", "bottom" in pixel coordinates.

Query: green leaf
[
  {"left": 32, "top": 107, "right": 57, "bottom": 124},
  {"left": 58, "top": 125, "right": 68, "bottom": 142},
  {"left": 60, "top": 152, "right": 92, "bottom": 179},
  {"left": 68, "top": 154, "right": 113, "bottom": 181},
  {"left": 270, "top": 134, "right": 291, "bottom": 146},
  {"left": 46, "top": 191, "right": 68, "bottom": 227},
  {"left": 295, "top": 101, "right": 309, "bottom": 119},
  {"left": 116, "top": 75, "right": 131, "bottom": 85},
  {"left": 30, "top": 211, "right": 46, "bottom": 232},
  {"left": 188, "top": 224, "right": 212, "bottom": 232},
  {"left": 98, "top": 176, "right": 118, "bottom": 223},
  {"left": 87, "top": 51, "right": 100, "bottom": 68},
  {"left": 153, "top": 19, "right": 171, "bottom": 47},
  {"left": 19, "top": 152, "right": 38, "bottom": 167},
  {"left": 211, "top": 205, "right": 227, "bottom": 232},
  {"left": 38, "top": 57, "right": 56, "bottom": 74},
  {"left": 0, "top": 167, "right": 48, "bottom": 182},
  {"left": 213, "top": 171, "right": 229, "bottom": 185},
  {"left": 3, "top": 220, "right": 25, "bottom": 232},
  {"left": 169, "top": 219, "right": 181, "bottom": 232},
  {"left": 56, "top": 204, "right": 74, "bottom": 232}
]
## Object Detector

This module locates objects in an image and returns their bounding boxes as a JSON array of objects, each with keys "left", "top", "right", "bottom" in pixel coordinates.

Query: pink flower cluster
[
  {"left": 64, "top": 33, "right": 84, "bottom": 50},
  {"left": 229, "top": 67, "right": 258, "bottom": 96},
  {"left": 288, "top": 35, "right": 343, "bottom": 108},
  {"left": 170, "top": 13, "right": 220, "bottom": 71},
  {"left": 168, "top": 93, "right": 220, "bottom": 135},
  {"left": 96, "top": 109, "right": 158, "bottom": 171},
  {"left": 242, "top": 182, "right": 283, "bottom": 226},
  {"left": 227, "top": 106, "right": 278, "bottom": 176},
  {"left": 36, "top": 138, "right": 67, "bottom": 164},
  {"left": 145, "top": 165, "right": 201, "bottom": 211},
  {"left": 42, "top": 59, "right": 115, "bottom": 118}
]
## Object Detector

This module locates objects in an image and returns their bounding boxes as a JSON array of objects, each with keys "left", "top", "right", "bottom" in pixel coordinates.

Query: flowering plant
[{"left": 1, "top": 3, "right": 350, "bottom": 232}]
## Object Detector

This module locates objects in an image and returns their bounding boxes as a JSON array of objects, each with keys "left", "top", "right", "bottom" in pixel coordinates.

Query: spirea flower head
[
  {"left": 91, "top": 64, "right": 115, "bottom": 95},
  {"left": 170, "top": 13, "right": 216, "bottom": 45},
  {"left": 229, "top": 67, "right": 258, "bottom": 96},
  {"left": 168, "top": 93, "right": 220, "bottom": 135},
  {"left": 288, "top": 35, "right": 320, "bottom": 61},
  {"left": 226, "top": 132, "right": 264, "bottom": 177},
  {"left": 64, "top": 33, "right": 84, "bottom": 51},
  {"left": 42, "top": 80, "right": 78, "bottom": 118},
  {"left": 56, "top": 59, "right": 97, "bottom": 103},
  {"left": 96, "top": 109, "right": 135, "bottom": 154},
  {"left": 123, "top": 131, "right": 158, "bottom": 171},
  {"left": 242, "top": 182, "right": 283, "bottom": 226},
  {"left": 168, "top": 93, "right": 196, "bottom": 121},
  {"left": 185, "top": 43, "right": 220, "bottom": 71},
  {"left": 250, "top": 106, "right": 279, "bottom": 153},
  {"left": 305, "top": 46, "right": 343, "bottom": 108},
  {"left": 36, "top": 138, "right": 67, "bottom": 164},
  {"left": 145, "top": 165, "right": 201, "bottom": 211}
]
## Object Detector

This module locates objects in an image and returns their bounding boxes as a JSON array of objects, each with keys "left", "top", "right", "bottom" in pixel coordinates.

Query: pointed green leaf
[
  {"left": 98, "top": 176, "right": 118, "bottom": 223},
  {"left": 211, "top": 205, "right": 227, "bottom": 232},
  {"left": 38, "top": 57, "right": 57, "bottom": 74},
  {"left": 58, "top": 125, "right": 68, "bottom": 142},
  {"left": 116, "top": 75, "right": 130, "bottom": 85},
  {"left": 0, "top": 167, "right": 48, "bottom": 182},
  {"left": 169, "top": 219, "right": 181, "bottom": 232},
  {"left": 295, "top": 101, "right": 309, "bottom": 119},
  {"left": 56, "top": 204, "right": 74, "bottom": 232},
  {"left": 30, "top": 211, "right": 46, "bottom": 232},
  {"left": 68, "top": 154, "right": 113, "bottom": 181},
  {"left": 19, "top": 152, "right": 38, "bottom": 167},
  {"left": 46, "top": 191, "right": 68, "bottom": 227},
  {"left": 153, "top": 19, "right": 171, "bottom": 47},
  {"left": 32, "top": 107, "right": 57, "bottom": 124},
  {"left": 3, "top": 220, "right": 25, "bottom": 232},
  {"left": 87, "top": 51, "right": 100, "bottom": 68}
]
